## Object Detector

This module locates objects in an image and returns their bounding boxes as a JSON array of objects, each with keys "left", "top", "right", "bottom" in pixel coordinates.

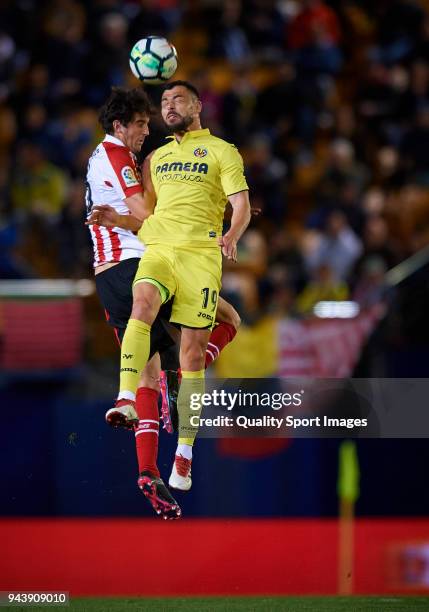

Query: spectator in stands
[
  {"left": 206, "top": 0, "right": 251, "bottom": 64},
  {"left": 191, "top": 70, "right": 224, "bottom": 135},
  {"left": 288, "top": 0, "right": 341, "bottom": 50},
  {"left": 85, "top": 12, "right": 129, "bottom": 105},
  {"left": 400, "top": 105, "right": 429, "bottom": 185},
  {"left": 369, "top": 0, "right": 424, "bottom": 65},
  {"left": 287, "top": 0, "right": 342, "bottom": 75},
  {"left": 361, "top": 187, "right": 386, "bottom": 217},
  {"left": 222, "top": 66, "right": 257, "bottom": 144},
  {"left": 316, "top": 139, "right": 369, "bottom": 207},
  {"left": 244, "top": 133, "right": 287, "bottom": 222},
  {"left": 374, "top": 146, "right": 405, "bottom": 190},
  {"left": 0, "top": 29, "right": 15, "bottom": 102},
  {"left": 356, "top": 61, "right": 406, "bottom": 149},
  {"left": 352, "top": 256, "right": 387, "bottom": 308},
  {"left": 265, "top": 264, "right": 297, "bottom": 317},
  {"left": 128, "top": 0, "right": 170, "bottom": 42},
  {"left": 35, "top": 0, "right": 88, "bottom": 103},
  {"left": 0, "top": 194, "right": 33, "bottom": 279},
  {"left": 42, "top": 105, "right": 95, "bottom": 174},
  {"left": 352, "top": 216, "right": 398, "bottom": 287},
  {"left": 305, "top": 210, "right": 363, "bottom": 282},
  {"left": 268, "top": 228, "right": 308, "bottom": 295},
  {"left": 20, "top": 103, "right": 49, "bottom": 149},
  {"left": 254, "top": 61, "right": 298, "bottom": 134},
  {"left": 407, "top": 60, "right": 429, "bottom": 115},
  {"left": 242, "top": 0, "right": 286, "bottom": 59},
  {"left": 222, "top": 227, "right": 268, "bottom": 322},
  {"left": 13, "top": 64, "right": 52, "bottom": 117},
  {"left": 296, "top": 263, "right": 349, "bottom": 315},
  {"left": 11, "top": 140, "right": 68, "bottom": 227},
  {"left": 0, "top": 103, "right": 16, "bottom": 160},
  {"left": 58, "top": 179, "right": 91, "bottom": 277}
]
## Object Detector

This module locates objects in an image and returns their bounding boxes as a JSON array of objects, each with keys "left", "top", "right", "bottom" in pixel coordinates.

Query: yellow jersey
[{"left": 138, "top": 128, "right": 248, "bottom": 247}]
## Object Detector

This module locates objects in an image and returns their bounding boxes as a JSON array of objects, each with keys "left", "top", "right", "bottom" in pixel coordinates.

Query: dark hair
[
  {"left": 162, "top": 80, "right": 200, "bottom": 100},
  {"left": 98, "top": 87, "right": 153, "bottom": 134}
]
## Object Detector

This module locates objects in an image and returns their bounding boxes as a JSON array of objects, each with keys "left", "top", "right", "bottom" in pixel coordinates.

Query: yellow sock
[
  {"left": 119, "top": 318, "right": 151, "bottom": 396},
  {"left": 177, "top": 370, "right": 205, "bottom": 446}
]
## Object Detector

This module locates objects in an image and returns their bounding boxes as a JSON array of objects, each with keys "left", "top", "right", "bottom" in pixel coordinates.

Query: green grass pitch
[{"left": 10, "top": 596, "right": 429, "bottom": 611}]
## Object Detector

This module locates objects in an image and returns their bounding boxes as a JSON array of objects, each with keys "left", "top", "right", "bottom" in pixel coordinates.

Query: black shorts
[{"left": 95, "top": 258, "right": 176, "bottom": 359}]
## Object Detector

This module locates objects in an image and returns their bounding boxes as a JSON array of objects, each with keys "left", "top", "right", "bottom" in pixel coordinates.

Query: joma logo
[{"left": 197, "top": 312, "right": 213, "bottom": 320}]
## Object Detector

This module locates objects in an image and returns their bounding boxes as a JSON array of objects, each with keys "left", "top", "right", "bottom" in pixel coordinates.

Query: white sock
[
  {"left": 176, "top": 444, "right": 193, "bottom": 460},
  {"left": 117, "top": 390, "right": 136, "bottom": 402}
]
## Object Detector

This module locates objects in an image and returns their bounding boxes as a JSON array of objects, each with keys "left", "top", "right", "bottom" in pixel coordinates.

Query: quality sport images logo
[{"left": 194, "top": 147, "right": 208, "bottom": 157}]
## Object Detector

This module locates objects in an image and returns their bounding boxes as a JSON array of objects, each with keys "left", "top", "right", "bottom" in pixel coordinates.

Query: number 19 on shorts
[
  {"left": 197, "top": 287, "right": 218, "bottom": 324},
  {"left": 201, "top": 287, "right": 218, "bottom": 312}
]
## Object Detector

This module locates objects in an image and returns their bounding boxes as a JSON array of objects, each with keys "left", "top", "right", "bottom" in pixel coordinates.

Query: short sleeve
[
  {"left": 103, "top": 142, "right": 142, "bottom": 199},
  {"left": 219, "top": 143, "right": 248, "bottom": 197}
]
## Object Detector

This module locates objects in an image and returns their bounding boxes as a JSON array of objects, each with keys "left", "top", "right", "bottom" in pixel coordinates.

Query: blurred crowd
[{"left": 1, "top": 0, "right": 429, "bottom": 324}]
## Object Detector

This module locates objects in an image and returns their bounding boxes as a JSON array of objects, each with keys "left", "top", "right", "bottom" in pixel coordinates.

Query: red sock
[
  {"left": 134, "top": 387, "right": 160, "bottom": 478},
  {"left": 205, "top": 322, "right": 237, "bottom": 368}
]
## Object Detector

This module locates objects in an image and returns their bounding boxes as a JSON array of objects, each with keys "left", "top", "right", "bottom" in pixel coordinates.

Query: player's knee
[
  {"left": 217, "top": 299, "right": 241, "bottom": 330},
  {"left": 131, "top": 282, "right": 162, "bottom": 324},
  {"left": 131, "top": 295, "right": 159, "bottom": 324},
  {"left": 223, "top": 307, "right": 241, "bottom": 331},
  {"left": 230, "top": 309, "right": 241, "bottom": 331}
]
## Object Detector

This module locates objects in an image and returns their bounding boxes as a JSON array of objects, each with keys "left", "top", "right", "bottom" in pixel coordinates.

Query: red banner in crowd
[
  {"left": 277, "top": 305, "right": 385, "bottom": 378},
  {"left": 0, "top": 298, "right": 83, "bottom": 370}
]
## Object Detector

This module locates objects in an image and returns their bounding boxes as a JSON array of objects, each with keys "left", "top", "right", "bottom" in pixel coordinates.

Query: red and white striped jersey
[{"left": 85, "top": 134, "right": 145, "bottom": 267}]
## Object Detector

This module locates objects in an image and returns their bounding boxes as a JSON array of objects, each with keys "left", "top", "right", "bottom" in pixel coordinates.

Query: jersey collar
[
  {"left": 104, "top": 134, "right": 126, "bottom": 147},
  {"left": 166, "top": 128, "right": 211, "bottom": 143}
]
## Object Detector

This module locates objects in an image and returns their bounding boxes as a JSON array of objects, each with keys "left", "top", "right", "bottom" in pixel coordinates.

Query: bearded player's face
[{"left": 161, "top": 86, "right": 201, "bottom": 133}]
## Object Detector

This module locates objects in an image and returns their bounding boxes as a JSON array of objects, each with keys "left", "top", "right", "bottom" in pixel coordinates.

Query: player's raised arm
[
  {"left": 217, "top": 141, "right": 251, "bottom": 261},
  {"left": 218, "top": 190, "right": 251, "bottom": 261}
]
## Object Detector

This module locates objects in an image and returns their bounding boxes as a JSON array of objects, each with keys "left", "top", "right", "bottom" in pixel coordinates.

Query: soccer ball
[{"left": 129, "top": 36, "right": 178, "bottom": 85}]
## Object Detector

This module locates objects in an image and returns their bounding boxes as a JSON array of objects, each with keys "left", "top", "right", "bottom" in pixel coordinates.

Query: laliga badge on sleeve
[{"left": 121, "top": 166, "right": 139, "bottom": 187}]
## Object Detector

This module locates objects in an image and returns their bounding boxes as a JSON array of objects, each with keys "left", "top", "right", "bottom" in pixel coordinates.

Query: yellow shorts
[{"left": 134, "top": 244, "right": 222, "bottom": 329}]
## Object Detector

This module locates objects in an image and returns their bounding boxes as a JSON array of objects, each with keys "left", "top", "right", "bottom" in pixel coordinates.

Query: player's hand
[
  {"left": 251, "top": 206, "right": 262, "bottom": 217},
  {"left": 86, "top": 205, "right": 119, "bottom": 228},
  {"left": 218, "top": 231, "right": 237, "bottom": 262}
]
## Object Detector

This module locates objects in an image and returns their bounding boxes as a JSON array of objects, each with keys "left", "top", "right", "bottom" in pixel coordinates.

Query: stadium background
[{"left": 1, "top": 0, "right": 429, "bottom": 602}]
